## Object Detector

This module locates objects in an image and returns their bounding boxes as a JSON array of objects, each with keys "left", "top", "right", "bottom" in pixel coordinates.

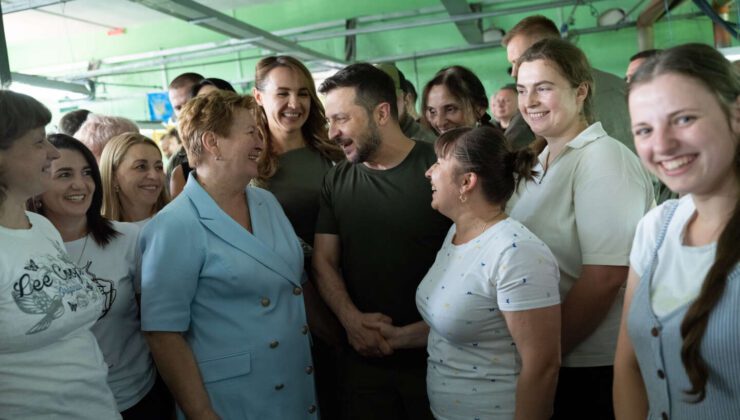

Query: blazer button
[
  {"left": 657, "top": 369, "right": 665, "bottom": 379},
  {"left": 293, "top": 287, "right": 303, "bottom": 295},
  {"left": 305, "top": 365, "right": 314, "bottom": 374},
  {"left": 301, "top": 325, "right": 309, "bottom": 335},
  {"left": 308, "top": 404, "right": 317, "bottom": 414},
  {"left": 274, "top": 384, "right": 284, "bottom": 390},
  {"left": 269, "top": 340, "right": 279, "bottom": 349},
  {"left": 651, "top": 327, "right": 659, "bottom": 337},
  {"left": 661, "top": 412, "right": 668, "bottom": 420},
  {"left": 260, "top": 297, "right": 271, "bottom": 307}
]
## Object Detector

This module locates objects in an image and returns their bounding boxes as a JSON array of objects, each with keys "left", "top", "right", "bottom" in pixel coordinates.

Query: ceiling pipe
[
  {"left": 44, "top": 0, "right": 606, "bottom": 81},
  {"left": 635, "top": 0, "right": 686, "bottom": 51},
  {"left": 293, "top": 0, "right": 608, "bottom": 43},
  {"left": 128, "top": 0, "right": 345, "bottom": 68},
  {"left": 440, "top": 0, "right": 483, "bottom": 45},
  {"left": 713, "top": 0, "right": 734, "bottom": 48},
  {"left": 1, "top": 0, "right": 69, "bottom": 14}
]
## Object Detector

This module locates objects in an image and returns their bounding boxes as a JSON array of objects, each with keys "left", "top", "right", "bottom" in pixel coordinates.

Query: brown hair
[
  {"left": 630, "top": 43, "right": 740, "bottom": 403},
  {"left": 253, "top": 55, "right": 343, "bottom": 185},
  {"left": 177, "top": 90, "right": 266, "bottom": 168},
  {"left": 100, "top": 132, "right": 170, "bottom": 221},
  {"left": 421, "top": 66, "right": 492, "bottom": 135},
  {"left": 0, "top": 90, "right": 52, "bottom": 206},
  {"left": 435, "top": 126, "right": 538, "bottom": 205},
  {"left": 501, "top": 15, "right": 560, "bottom": 47}
]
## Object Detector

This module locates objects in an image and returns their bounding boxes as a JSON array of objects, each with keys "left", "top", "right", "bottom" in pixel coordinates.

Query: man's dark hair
[
  {"left": 401, "top": 78, "right": 417, "bottom": 100},
  {"left": 191, "top": 77, "right": 237, "bottom": 96},
  {"left": 629, "top": 49, "right": 661, "bottom": 63},
  {"left": 318, "top": 63, "right": 398, "bottom": 120},
  {"left": 59, "top": 109, "right": 91, "bottom": 136},
  {"left": 168, "top": 72, "right": 204, "bottom": 90}
]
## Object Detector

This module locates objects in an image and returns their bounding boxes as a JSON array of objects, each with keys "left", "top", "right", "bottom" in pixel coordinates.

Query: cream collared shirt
[{"left": 508, "top": 122, "right": 654, "bottom": 367}]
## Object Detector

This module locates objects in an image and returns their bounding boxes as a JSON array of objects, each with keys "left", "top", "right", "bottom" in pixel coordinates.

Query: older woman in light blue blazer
[{"left": 140, "top": 90, "right": 317, "bottom": 420}]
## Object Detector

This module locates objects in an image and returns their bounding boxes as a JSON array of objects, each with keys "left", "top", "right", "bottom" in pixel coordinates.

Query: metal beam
[
  {"left": 47, "top": 0, "right": 605, "bottom": 80},
  {"left": 22, "top": 0, "right": 583, "bottom": 79},
  {"left": 440, "top": 0, "right": 483, "bottom": 44},
  {"left": 128, "top": 0, "right": 344, "bottom": 68},
  {"left": 292, "top": 0, "right": 608, "bottom": 42},
  {"left": 10, "top": 72, "right": 91, "bottom": 95},
  {"left": 0, "top": 1, "right": 11, "bottom": 87},
  {"left": 1, "top": 0, "right": 70, "bottom": 14}
]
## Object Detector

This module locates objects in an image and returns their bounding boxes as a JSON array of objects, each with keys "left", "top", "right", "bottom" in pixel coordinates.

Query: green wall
[{"left": 5, "top": 0, "right": 732, "bottom": 125}]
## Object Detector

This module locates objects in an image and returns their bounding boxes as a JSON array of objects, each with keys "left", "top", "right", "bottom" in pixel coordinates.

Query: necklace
[
  {"left": 454, "top": 209, "right": 506, "bottom": 245},
  {"left": 480, "top": 209, "right": 505, "bottom": 234},
  {"left": 76, "top": 234, "right": 89, "bottom": 266}
]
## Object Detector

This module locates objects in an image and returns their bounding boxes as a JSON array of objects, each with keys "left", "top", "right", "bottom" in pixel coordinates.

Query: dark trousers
[
  {"left": 552, "top": 366, "right": 615, "bottom": 420},
  {"left": 339, "top": 352, "right": 433, "bottom": 420},
  {"left": 313, "top": 336, "right": 341, "bottom": 420},
  {"left": 121, "top": 374, "right": 175, "bottom": 420}
]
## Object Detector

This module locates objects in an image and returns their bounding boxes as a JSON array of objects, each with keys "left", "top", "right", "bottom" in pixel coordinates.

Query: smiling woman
[
  {"left": 100, "top": 133, "right": 170, "bottom": 224},
  {"left": 139, "top": 90, "right": 318, "bottom": 419},
  {"left": 614, "top": 43, "right": 740, "bottom": 420},
  {"left": 0, "top": 90, "right": 121, "bottom": 419},
  {"left": 421, "top": 65, "right": 493, "bottom": 136},
  {"left": 28, "top": 134, "right": 173, "bottom": 418},
  {"left": 508, "top": 38, "right": 654, "bottom": 419}
]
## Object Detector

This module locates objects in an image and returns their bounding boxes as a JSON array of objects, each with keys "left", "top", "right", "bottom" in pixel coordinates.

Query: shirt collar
[{"left": 564, "top": 121, "right": 607, "bottom": 149}]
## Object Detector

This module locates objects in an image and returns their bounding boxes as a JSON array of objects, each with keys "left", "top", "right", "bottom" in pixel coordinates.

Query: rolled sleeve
[{"left": 139, "top": 211, "right": 204, "bottom": 332}]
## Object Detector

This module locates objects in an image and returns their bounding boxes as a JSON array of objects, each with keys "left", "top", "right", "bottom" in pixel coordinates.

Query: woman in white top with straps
[{"left": 614, "top": 43, "right": 740, "bottom": 420}]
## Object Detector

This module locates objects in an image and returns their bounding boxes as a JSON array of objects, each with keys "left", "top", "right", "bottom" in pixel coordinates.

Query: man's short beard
[{"left": 351, "top": 120, "right": 382, "bottom": 164}]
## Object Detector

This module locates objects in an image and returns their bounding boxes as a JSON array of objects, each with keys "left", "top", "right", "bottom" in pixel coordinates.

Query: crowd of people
[{"left": 0, "top": 13, "right": 738, "bottom": 420}]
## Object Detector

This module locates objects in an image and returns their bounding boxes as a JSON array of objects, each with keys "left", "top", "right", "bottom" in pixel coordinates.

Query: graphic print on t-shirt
[
  {"left": 80, "top": 260, "right": 117, "bottom": 319},
  {"left": 11, "top": 241, "right": 101, "bottom": 335}
]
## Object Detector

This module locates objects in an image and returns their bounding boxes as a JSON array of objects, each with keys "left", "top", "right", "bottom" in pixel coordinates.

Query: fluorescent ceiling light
[{"left": 598, "top": 8, "right": 626, "bottom": 27}]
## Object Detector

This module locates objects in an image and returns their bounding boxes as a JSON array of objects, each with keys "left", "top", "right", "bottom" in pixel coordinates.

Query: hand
[
  {"left": 342, "top": 312, "right": 394, "bottom": 357},
  {"left": 362, "top": 320, "right": 401, "bottom": 348}
]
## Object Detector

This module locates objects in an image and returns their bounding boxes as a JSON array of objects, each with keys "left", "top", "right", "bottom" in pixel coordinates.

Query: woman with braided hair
[{"left": 614, "top": 43, "right": 740, "bottom": 419}]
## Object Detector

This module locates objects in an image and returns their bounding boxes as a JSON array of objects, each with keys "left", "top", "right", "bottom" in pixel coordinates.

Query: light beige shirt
[{"left": 508, "top": 122, "right": 654, "bottom": 367}]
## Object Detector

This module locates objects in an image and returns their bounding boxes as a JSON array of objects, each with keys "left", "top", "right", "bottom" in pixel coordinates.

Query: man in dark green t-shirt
[{"left": 315, "top": 63, "right": 451, "bottom": 420}]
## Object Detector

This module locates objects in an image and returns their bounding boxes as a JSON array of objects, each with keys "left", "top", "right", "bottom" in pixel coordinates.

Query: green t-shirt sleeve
[{"left": 315, "top": 169, "right": 338, "bottom": 235}]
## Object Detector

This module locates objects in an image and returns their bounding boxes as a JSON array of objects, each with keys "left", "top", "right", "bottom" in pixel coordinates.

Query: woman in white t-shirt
[
  {"left": 509, "top": 38, "right": 654, "bottom": 419},
  {"left": 614, "top": 44, "right": 740, "bottom": 419},
  {"left": 30, "top": 134, "right": 173, "bottom": 418},
  {"left": 368, "top": 126, "right": 561, "bottom": 419},
  {"left": 0, "top": 90, "right": 120, "bottom": 419},
  {"left": 100, "top": 132, "right": 170, "bottom": 225}
]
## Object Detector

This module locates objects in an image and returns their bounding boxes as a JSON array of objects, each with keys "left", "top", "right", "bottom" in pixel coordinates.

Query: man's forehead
[
  {"left": 169, "top": 84, "right": 193, "bottom": 98},
  {"left": 325, "top": 87, "right": 359, "bottom": 111},
  {"left": 508, "top": 33, "right": 543, "bottom": 55}
]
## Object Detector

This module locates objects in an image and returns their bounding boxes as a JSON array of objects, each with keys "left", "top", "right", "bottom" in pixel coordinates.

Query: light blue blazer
[{"left": 140, "top": 175, "right": 317, "bottom": 419}]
